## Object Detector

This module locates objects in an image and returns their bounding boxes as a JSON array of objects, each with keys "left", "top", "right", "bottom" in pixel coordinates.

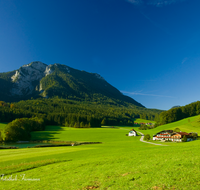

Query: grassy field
[
  {"left": 134, "top": 118, "right": 156, "bottom": 124},
  {"left": 136, "top": 115, "right": 200, "bottom": 137},
  {"left": 0, "top": 118, "right": 200, "bottom": 189}
]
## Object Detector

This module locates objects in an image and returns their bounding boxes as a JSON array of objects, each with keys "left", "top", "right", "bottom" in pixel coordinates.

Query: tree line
[
  {"left": 0, "top": 98, "right": 161, "bottom": 127},
  {"left": 157, "top": 101, "right": 200, "bottom": 125}
]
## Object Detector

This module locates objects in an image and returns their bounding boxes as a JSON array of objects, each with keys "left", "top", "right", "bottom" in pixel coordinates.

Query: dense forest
[{"left": 0, "top": 97, "right": 161, "bottom": 128}]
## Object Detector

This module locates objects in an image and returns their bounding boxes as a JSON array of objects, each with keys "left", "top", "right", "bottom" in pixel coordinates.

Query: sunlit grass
[
  {"left": 134, "top": 118, "right": 156, "bottom": 124},
  {"left": 136, "top": 115, "right": 200, "bottom": 137},
  {"left": 0, "top": 119, "right": 200, "bottom": 189}
]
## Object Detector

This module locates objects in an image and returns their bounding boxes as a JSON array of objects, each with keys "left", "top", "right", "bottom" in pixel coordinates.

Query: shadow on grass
[
  {"left": 118, "top": 125, "right": 141, "bottom": 128},
  {"left": 101, "top": 126, "right": 120, "bottom": 129},
  {"left": 31, "top": 131, "right": 61, "bottom": 141},
  {"left": 45, "top": 125, "right": 65, "bottom": 131},
  {"left": 133, "top": 125, "right": 141, "bottom": 127},
  {"left": 102, "top": 125, "right": 139, "bottom": 129}
]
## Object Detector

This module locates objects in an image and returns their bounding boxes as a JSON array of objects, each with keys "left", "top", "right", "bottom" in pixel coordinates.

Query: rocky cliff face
[{"left": 10, "top": 61, "right": 54, "bottom": 96}]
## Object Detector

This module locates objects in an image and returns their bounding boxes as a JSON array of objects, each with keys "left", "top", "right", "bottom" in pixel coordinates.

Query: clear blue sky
[{"left": 1, "top": 0, "right": 200, "bottom": 110}]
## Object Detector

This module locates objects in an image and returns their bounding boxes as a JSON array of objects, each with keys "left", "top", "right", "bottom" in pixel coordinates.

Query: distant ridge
[
  {"left": 0, "top": 61, "right": 144, "bottom": 107},
  {"left": 171, "top": 105, "right": 181, "bottom": 109}
]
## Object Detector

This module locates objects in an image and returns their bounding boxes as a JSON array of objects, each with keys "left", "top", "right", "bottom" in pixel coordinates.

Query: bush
[
  {"left": 153, "top": 122, "right": 160, "bottom": 128},
  {"left": 174, "top": 128, "right": 181, "bottom": 132},
  {"left": 144, "top": 134, "right": 150, "bottom": 141},
  {"left": 139, "top": 124, "right": 149, "bottom": 130},
  {"left": 191, "top": 133, "right": 198, "bottom": 140},
  {"left": 182, "top": 135, "right": 187, "bottom": 142}
]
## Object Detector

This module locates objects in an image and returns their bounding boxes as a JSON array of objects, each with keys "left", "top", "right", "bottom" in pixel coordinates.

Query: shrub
[
  {"left": 153, "top": 122, "right": 160, "bottom": 128},
  {"left": 174, "top": 128, "right": 181, "bottom": 132},
  {"left": 182, "top": 135, "right": 187, "bottom": 142},
  {"left": 139, "top": 124, "right": 149, "bottom": 130},
  {"left": 144, "top": 134, "right": 150, "bottom": 141},
  {"left": 191, "top": 133, "right": 198, "bottom": 140}
]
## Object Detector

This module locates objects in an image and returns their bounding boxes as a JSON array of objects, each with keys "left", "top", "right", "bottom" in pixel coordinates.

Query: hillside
[
  {"left": 138, "top": 115, "right": 200, "bottom": 137},
  {"left": 157, "top": 101, "right": 200, "bottom": 125},
  {"left": 0, "top": 61, "right": 144, "bottom": 107}
]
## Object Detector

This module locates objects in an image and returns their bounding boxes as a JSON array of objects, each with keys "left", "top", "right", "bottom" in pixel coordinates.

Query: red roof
[{"left": 177, "top": 132, "right": 189, "bottom": 137}]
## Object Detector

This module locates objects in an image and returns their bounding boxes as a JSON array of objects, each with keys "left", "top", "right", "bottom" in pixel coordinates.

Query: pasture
[
  {"left": 0, "top": 118, "right": 200, "bottom": 189},
  {"left": 134, "top": 118, "right": 156, "bottom": 124},
  {"left": 137, "top": 115, "right": 200, "bottom": 137}
]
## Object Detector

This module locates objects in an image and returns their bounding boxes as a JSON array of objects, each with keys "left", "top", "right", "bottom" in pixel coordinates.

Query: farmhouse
[
  {"left": 171, "top": 132, "right": 195, "bottom": 142},
  {"left": 153, "top": 130, "right": 196, "bottom": 142},
  {"left": 128, "top": 129, "right": 137, "bottom": 136},
  {"left": 153, "top": 130, "right": 173, "bottom": 141}
]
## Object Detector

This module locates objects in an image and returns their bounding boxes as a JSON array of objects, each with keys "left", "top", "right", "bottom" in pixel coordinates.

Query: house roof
[
  {"left": 176, "top": 132, "right": 189, "bottom": 137},
  {"left": 164, "top": 130, "right": 173, "bottom": 133},
  {"left": 155, "top": 130, "right": 173, "bottom": 135}
]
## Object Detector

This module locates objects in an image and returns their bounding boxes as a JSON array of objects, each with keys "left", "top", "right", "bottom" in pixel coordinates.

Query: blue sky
[{"left": 1, "top": 0, "right": 200, "bottom": 110}]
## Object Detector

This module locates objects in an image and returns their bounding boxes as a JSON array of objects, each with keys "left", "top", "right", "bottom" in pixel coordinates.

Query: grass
[
  {"left": 0, "top": 119, "right": 200, "bottom": 189},
  {"left": 134, "top": 118, "right": 156, "bottom": 124},
  {"left": 136, "top": 115, "right": 200, "bottom": 137}
]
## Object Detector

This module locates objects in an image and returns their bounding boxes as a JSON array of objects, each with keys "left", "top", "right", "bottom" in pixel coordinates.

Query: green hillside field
[
  {"left": 136, "top": 115, "right": 200, "bottom": 137},
  {"left": 134, "top": 118, "right": 156, "bottom": 124},
  {"left": 0, "top": 118, "right": 200, "bottom": 189}
]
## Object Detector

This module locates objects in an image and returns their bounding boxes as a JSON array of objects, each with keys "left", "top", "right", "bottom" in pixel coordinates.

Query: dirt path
[{"left": 137, "top": 131, "right": 168, "bottom": 146}]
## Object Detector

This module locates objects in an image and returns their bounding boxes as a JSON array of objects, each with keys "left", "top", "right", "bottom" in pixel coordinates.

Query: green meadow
[
  {"left": 136, "top": 115, "right": 200, "bottom": 137},
  {"left": 0, "top": 118, "right": 200, "bottom": 190},
  {"left": 134, "top": 118, "right": 156, "bottom": 124}
]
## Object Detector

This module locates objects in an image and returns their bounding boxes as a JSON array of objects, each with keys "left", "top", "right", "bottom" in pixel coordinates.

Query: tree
[
  {"left": 139, "top": 124, "right": 148, "bottom": 130},
  {"left": 191, "top": 133, "right": 198, "bottom": 140},
  {"left": 0, "top": 131, "right": 3, "bottom": 142},
  {"left": 10, "top": 103, "right": 15, "bottom": 109},
  {"left": 65, "top": 121, "right": 69, "bottom": 127},
  {"left": 182, "top": 135, "right": 187, "bottom": 142},
  {"left": 3, "top": 119, "right": 31, "bottom": 142},
  {"left": 101, "top": 118, "right": 106, "bottom": 126},
  {"left": 144, "top": 134, "right": 150, "bottom": 141},
  {"left": 174, "top": 128, "right": 181, "bottom": 132},
  {"left": 1, "top": 117, "right": 45, "bottom": 142}
]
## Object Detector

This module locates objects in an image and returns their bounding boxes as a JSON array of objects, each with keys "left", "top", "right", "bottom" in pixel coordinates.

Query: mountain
[
  {"left": 171, "top": 105, "right": 181, "bottom": 109},
  {"left": 0, "top": 61, "right": 144, "bottom": 107}
]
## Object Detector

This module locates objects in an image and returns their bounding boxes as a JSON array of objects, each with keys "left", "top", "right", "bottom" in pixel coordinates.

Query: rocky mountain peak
[
  {"left": 22, "top": 61, "right": 47, "bottom": 70},
  {"left": 10, "top": 61, "right": 53, "bottom": 96},
  {"left": 0, "top": 61, "right": 144, "bottom": 108}
]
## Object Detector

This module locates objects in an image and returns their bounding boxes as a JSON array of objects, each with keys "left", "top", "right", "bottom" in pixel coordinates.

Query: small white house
[{"left": 128, "top": 129, "right": 137, "bottom": 136}]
